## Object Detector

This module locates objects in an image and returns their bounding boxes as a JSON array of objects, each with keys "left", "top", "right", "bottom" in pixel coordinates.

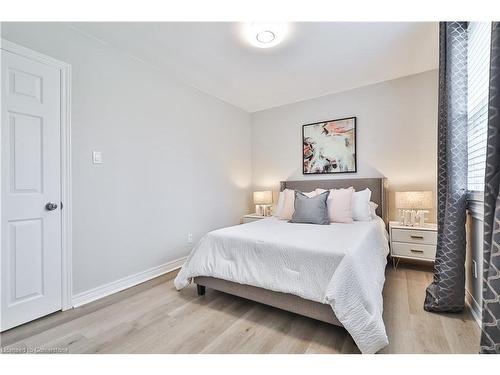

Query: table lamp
[
  {"left": 395, "top": 191, "right": 433, "bottom": 226},
  {"left": 253, "top": 191, "right": 272, "bottom": 216}
]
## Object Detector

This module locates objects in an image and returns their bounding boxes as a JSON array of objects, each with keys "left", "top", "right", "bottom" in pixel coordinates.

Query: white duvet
[{"left": 174, "top": 216, "right": 390, "bottom": 353}]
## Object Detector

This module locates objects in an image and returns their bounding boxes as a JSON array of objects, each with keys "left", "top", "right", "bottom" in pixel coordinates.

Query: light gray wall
[
  {"left": 251, "top": 70, "right": 439, "bottom": 221},
  {"left": 1, "top": 23, "right": 252, "bottom": 295}
]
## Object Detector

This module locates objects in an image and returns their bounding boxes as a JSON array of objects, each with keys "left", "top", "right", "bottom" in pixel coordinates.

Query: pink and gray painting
[{"left": 303, "top": 118, "right": 356, "bottom": 174}]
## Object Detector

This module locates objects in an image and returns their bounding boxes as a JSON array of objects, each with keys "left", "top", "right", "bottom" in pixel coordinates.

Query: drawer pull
[
  {"left": 411, "top": 249, "right": 424, "bottom": 254},
  {"left": 410, "top": 235, "right": 424, "bottom": 239}
]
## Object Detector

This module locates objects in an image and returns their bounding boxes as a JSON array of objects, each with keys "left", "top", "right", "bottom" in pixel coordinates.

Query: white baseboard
[
  {"left": 72, "top": 257, "right": 186, "bottom": 308},
  {"left": 465, "top": 288, "right": 482, "bottom": 328}
]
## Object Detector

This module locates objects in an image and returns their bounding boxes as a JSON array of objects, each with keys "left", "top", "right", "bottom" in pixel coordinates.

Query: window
[{"left": 467, "top": 22, "right": 491, "bottom": 192}]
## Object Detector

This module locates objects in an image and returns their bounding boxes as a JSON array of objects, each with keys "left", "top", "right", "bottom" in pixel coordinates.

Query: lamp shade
[
  {"left": 253, "top": 191, "right": 272, "bottom": 205},
  {"left": 395, "top": 191, "right": 433, "bottom": 209}
]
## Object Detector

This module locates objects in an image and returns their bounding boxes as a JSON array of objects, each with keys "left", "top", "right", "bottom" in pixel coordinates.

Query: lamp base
[
  {"left": 255, "top": 205, "right": 271, "bottom": 216},
  {"left": 399, "top": 209, "right": 417, "bottom": 226}
]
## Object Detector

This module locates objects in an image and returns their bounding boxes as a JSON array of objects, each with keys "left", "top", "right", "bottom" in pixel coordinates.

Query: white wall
[
  {"left": 1, "top": 23, "right": 252, "bottom": 295},
  {"left": 251, "top": 70, "right": 438, "bottom": 221}
]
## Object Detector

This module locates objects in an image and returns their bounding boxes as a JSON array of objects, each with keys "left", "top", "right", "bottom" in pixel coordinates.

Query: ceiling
[{"left": 69, "top": 22, "right": 438, "bottom": 113}]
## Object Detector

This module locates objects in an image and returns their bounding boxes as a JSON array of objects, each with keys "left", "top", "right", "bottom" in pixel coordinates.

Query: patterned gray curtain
[
  {"left": 424, "top": 22, "right": 468, "bottom": 313},
  {"left": 480, "top": 22, "right": 500, "bottom": 354}
]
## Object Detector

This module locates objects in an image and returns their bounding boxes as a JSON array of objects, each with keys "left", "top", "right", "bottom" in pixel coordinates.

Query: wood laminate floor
[{"left": 0, "top": 263, "right": 480, "bottom": 354}]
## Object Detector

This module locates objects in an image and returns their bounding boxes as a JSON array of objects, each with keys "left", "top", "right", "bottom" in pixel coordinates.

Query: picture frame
[{"left": 302, "top": 116, "right": 357, "bottom": 175}]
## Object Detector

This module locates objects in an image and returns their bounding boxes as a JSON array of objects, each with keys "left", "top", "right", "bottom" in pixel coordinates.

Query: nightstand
[
  {"left": 241, "top": 213, "right": 267, "bottom": 224},
  {"left": 389, "top": 221, "right": 437, "bottom": 268}
]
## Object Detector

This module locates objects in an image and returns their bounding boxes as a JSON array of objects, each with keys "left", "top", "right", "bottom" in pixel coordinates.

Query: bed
[{"left": 174, "top": 178, "right": 389, "bottom": 353}]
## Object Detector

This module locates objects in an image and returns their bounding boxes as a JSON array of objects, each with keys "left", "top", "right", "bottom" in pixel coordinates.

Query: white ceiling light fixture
[{"left": 244, "top": 22, "right": 288, "bottom": 49}]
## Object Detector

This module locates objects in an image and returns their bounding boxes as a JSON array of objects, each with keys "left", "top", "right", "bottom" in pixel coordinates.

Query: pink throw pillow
[{"left": 316, "top": 187, "right": 354, "bottom": 223}]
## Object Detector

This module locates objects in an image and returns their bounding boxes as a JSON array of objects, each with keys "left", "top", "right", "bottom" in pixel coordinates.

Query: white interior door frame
[{"left": 1, "top": 39, "right": 73, "bottom": 310}]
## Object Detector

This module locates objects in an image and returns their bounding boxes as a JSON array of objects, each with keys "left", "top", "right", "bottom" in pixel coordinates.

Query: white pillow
[
  {"left": 275, "top": 189, "right": 317, "bottom": 220},
  {"left": 370, "top": 201, "right": 379, "bottom": 219},
  {"left": 274, "top": 191, "right": 285, "bottom": 217},
  {"left": 352, "top": 188, "right": 372, "bottom": 221},
  {"left": 303, "top": 190, "right": 317, "bottom": 198}
]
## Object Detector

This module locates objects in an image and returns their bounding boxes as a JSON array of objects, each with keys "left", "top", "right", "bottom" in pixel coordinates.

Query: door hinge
[{"left": 60, "top": 202, "right": 63, "bottom": 210}]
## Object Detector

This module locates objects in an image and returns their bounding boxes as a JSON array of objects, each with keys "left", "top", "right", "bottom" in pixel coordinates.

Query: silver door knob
[{"left": 45, "top": 202, "right": 58, "bottom": 211}]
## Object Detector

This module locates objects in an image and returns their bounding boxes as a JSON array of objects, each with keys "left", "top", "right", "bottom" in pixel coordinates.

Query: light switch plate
[{"left": 92, "top": 151, "right": 103, "bottom": 164}]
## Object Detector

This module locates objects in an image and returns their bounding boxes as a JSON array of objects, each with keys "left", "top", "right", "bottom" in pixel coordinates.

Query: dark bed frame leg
[{"left": 197, "top": 284, "right": 206, "bottom": 296}]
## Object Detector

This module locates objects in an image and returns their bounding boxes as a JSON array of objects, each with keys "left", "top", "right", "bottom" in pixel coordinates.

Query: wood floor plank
[
  {"left": 379, "top": 268, "right": 413, "bottom": 353},
  {"left": 131, "top": 293, "right": 253, "bottom": 353},
  {"left": 4, "top": 281, "right": 187, "bottom": 350},
  {"left": 0, "top": 264, "right": 481, "bottom": 354},
  {"left": 0, "top": 272, "right": 176, "bottom": 347},
  {"left": 439, "top": 313, "right": 480, "bottom": 354},
  {"left": 304, "top": 323, "right": 347, "bottom": 354},
  {"left": 90, "top": 289, "right": 229, "bottom": 353},
  {"left": 267, "top": 315, "right": 319, "bottom": 354},
  {"left": 200, "top": 303, "right": 294, "bottom": 354}
]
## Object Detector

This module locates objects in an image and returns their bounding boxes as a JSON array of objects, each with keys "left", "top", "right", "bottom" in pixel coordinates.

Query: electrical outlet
[
  {"left": 187, "top": 233, "right": 193, "bottom": 244},
  {"left": 472, "top": 259, "right": 477, "bottom": 279}
]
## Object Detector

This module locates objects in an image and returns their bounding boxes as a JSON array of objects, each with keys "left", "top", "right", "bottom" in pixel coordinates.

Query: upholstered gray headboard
[{"left": 280, "top": 178, "right": 389, "bottom": 224}]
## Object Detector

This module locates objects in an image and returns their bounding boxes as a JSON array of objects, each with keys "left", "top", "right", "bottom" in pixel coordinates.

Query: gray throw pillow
[{"left": 289, "top": 190, "right": 330, "bottom": 225}]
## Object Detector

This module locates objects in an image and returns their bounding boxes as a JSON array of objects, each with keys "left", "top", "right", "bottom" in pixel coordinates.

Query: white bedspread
[{"left": 174, "top": 217, "right": 390, "bottom": 353}]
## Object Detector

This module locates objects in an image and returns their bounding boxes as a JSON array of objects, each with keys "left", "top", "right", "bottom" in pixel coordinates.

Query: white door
[{"left": 1, "top": 48, "right": 62, "bottom": 331}]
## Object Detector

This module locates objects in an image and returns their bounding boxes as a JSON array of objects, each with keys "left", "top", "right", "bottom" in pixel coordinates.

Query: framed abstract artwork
[{"left": 302, "top": 117, "right": 357, "bottom": 174}]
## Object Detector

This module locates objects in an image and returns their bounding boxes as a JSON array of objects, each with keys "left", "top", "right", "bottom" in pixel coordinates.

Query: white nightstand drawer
[
  {"left": 391, "top": 228, "right": 437, "bottom": 245},
  {"left": 392, "top": 242, "right": 436, "bottom": 260}
]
